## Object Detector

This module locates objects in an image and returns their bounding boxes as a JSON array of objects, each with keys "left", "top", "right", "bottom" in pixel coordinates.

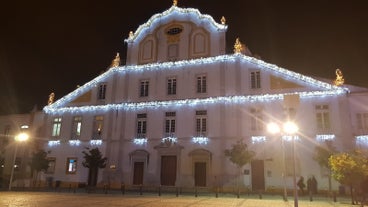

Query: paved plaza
[{"left": 0, "top": 191, "right": 358, "bottom": 207}]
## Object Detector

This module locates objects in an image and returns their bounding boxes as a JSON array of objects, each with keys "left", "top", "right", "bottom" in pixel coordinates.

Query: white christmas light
[
  {"left": 192, "top": 137, "right": 209, "bottom": 145},
  {"left": 90, "top": 140, "right": 103, "bottom": 146},
  {"left": 48, "top": 140, "right": 60, "bottom": 147},
  {"left": 316, "top": 134, "right": 335, "bottom": 141},
  {"left": 69, "top": 140, "right": 81, "bottom": 146},
  {"left": 133, "top": 138, "right": 148, "bottom": 145},
  {"left": 251, "top": 136, "right": 267, "bottom": 144},
  {"left": 282, "top": 135, "right": 300, "bottom": 141},
  {"left": 162, "top": 137, "right": 177, "bottom": 143},
  {"left": 356, "top": 135, "right": 368, "bottom": 145},
  {"left": 125, "top": 5, "right": 227, "bottom": 44},
  {"left": 44, "top": 54, "right": 349, "bottom": 115}
]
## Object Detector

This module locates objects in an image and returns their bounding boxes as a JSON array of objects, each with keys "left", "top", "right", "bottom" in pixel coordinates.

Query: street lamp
[
  {"left": 267, "top": 121, "right": 299, "bottom": 206},
  {"left": 8, "top": 132, "right": 29, "bottom": 191}
]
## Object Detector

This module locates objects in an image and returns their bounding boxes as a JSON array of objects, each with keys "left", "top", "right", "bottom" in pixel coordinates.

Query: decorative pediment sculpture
[{"left": 333, "top": 69, "right": 344, "bottom": 86}]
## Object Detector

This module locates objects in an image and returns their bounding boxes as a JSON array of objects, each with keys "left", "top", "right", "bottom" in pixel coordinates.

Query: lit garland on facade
[
  {"left": 316, "top": 134, "right": 335, "bottom": 141},
  {"left": 69, "top": 140, "right": 81, "bottom": 146},
  {"left": 124, "top": 5, "right": 227, "bottom": 44},
  {"left": 356, "top": 135, "right": 368, "bottom": 145},
  {"left": 192, "top": 137, "right": 209, "bottom": 145},
  {"left": 162, "top": 137, "right": 178, "bottom": 143},
  {"left": 90, "top": 140, "right": 103, "bottom": 146},
  {"left": 251, "top": 136, "right": 267, "bottom": 144},
  {"left": 282, "top": 135, "right": 300, "bottom": 141},
  {"left": 133, "top": 138, "right": 148, "bottom": 145},
  {"left": 44, "top": 54, "right": 349, "bottom": 115},
  {"left": 48, "top": 140, "right": 61, "bottom": 147}
]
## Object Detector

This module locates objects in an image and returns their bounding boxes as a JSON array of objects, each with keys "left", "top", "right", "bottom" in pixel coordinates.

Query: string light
[
  {"left": 125, "top": 5, "right": 227, "bottom": 44},
  {"left": 133, "top": 138, "right": 148, "bottom": 145},
  {"left": 356, "top": 135, "right": 368, "bottom": 145},
  {"left": 48, "top": 140, "right": 60, "bottom": 147},
  {"left": 192, "top": 137, "right": 209, "bottom": 145},
  {"left": 251, "top": 136, "right": 266, "bottom": 144},
  {"left": 316, "top": 134, "right": 335, "bottom": 141},
  {"left": 44, "top": 54, "right": 348, "bottom": 115}
]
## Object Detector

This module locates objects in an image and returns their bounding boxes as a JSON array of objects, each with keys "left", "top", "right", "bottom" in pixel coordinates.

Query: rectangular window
[
  {"left": 250, "top": 71, "right": 261, "bottom": 89},
  {"left": 140, "top": 80, "right": 149, "bottom": 97},
  {"left": 98, "top": 83, "right": 107, "bottom": 100},
  {"left": 71, "top": 116, "right": 82, "bottom": 140},
  {"left": 250, "top": 108, "right": 263, "bottom": 131},
  {"left": 92, "top": 115, "right": 104, "bottom": 139},
  {"left": 167, "top": 77, "right": 177, "bottom": 95},
  {"left": 315, "top": 105, "right": 330, "bottom": 131},
  {"left": 196, "top": 75, "right": 207, "bottom": 93},
  {"left": 52, "top": 117, "right": 62, "bottom": 137},
  {"left": 195, "top": 110, "right": 207, "bottom": 136},
  {"left": 357, "top": 113, "right": 368, "bottom": 131},
  {"left": 136, "top": 113, "right": 147, "bottom": 138},
  {"left": 165, "top": 112, "right": 176, "bottom": 137},
  {"left": 66, "top": 157, "right": 77, "bottom": 174},
  {"left": 46, "top": 157, "right": 56, "bottom": 174}
]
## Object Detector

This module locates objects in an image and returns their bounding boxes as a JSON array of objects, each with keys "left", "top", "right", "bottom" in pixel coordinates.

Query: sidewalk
[{"left": 0, "top": 191, "right": 356, "bottom": 207}]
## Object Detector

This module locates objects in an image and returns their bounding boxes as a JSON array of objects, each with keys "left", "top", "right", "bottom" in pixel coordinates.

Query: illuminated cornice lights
[
  {"left": 356, "top": 135, "right": 368, "bottom": 145},
  {"left": 125, "top": 6, "right": 227, "bottom": 43},
  {"left": 251, "top": 136, "right": 266, "bottom": 144},
  {"left": 282, "top": 135, "right": 300, "bottom": 142},
  {"left": 192, "top": 137, "right": 209, "bottom": 145},
  {"left": 316, "top": 134, "right": 335, "bottom": 141},
  {"left": 48, "top": 140, "right": 60, "bottom": 147},
  {"left": 69, "top": 140, "right": 81, "bottom": 146},
  {"left": 44, "top": 54, "right": 349, "bottom": 114},
  {"left": 90, "top": 140, "right": 103, "bottom": 146},
  {"left": 133, "top": 138, "right": 148, "bottom": 145},
  {"left": 162, "top": 137, "right": 177, "bottom": 143}
]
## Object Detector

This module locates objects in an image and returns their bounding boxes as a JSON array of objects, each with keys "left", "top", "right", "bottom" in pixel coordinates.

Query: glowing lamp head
[
  {"left": 15, "top": 132, "right": 29, "bottom": 142},
  {"left": 267, "top": 122, "right": 281, "bottom": 134},
  {"left": 283, "top": 121, "right": 298, "bottom": 134}
]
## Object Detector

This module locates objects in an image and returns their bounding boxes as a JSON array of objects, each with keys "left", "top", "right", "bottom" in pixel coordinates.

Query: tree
[
  {"left": 329, "top": 150, "right": 368, "bottom": 204},
  {"left": 313, "top": 140, "right": 337, "bottom": 193},
  {"left": 82, "top": 147, "right": 107, "bottom": 187},
  {"left": 224, "top": 139, "right": 255, "bottom": 198},
  {"left": 29, "top": 150, "right": 50, "bottom": 187}
]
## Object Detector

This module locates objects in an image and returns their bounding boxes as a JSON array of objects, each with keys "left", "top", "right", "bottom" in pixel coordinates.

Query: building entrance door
[
  {"left": 160, "top": 156, "right": 177, "bottom": 186},
  {"left": 194, "top": 162, "right": 206, "bottom": 187},
  {"left": 251, "top": 160, "right": 265, "bottom": 191},
  {"left": 133, "top": 161, "right": 144, "bottom": 185}
]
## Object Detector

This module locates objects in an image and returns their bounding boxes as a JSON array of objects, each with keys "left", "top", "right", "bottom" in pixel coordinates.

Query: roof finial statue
[
  {"left": 333, "top": 69, "right": 344, "bottom": 86},
  {"left": 110, "top": 52, "right": 120, "bottom": 68},
  {"left": 129, "top": 31, "right": 134, "bottom": 39},
  {"left": 221, "top": 16, "right": 226, "bottom": 25},
  {"left": 234, "top": 38, "right": 243, "bottom": 54},
  {"left": 173, "top": 0, "right": 178, "bottom": 6},
  {"left": 48, "top": 92, "right": 55, "bottom": 105}
]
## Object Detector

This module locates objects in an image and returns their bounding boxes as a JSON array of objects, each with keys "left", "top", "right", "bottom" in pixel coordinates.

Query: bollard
[
  {"left": 158, "top": 185, "right": 161, "bottom": 196},
  {"left": 176, "top": 187, "right": 179, "bottom": 197},
  {"left": 104, "top": 184, "right": 108, "bottom": 194},
  {"left": 259, "top": 191, "right": 262, "bottom": 199},
  {"left": 215, "top": 187, "right": 219, "bottom": 198},
  {"left": 139, "top": 184, "right": 143, "bottom": 195},
  {"left": 121, "top": 183, "right": 125, "bottom": 195},
  {"left": 195, "top": 187, "right": 198, "bottom": 197},
  {"left": 309, "top": 190, "right": 313, "bottom": 201},
  {"left": 333, "top": 192, "right": 337, "bottom": 202}
]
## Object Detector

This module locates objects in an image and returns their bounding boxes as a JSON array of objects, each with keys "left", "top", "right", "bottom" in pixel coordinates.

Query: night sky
[{"left": 1, "top": 0, "right": 367, "bottom": 115}]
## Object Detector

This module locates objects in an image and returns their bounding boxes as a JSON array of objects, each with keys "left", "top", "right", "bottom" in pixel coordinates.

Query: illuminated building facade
[{"left": 2, "top": 2, "right": 368, "bottom": 192}]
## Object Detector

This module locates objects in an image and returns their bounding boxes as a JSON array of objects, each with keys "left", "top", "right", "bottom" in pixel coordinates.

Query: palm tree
[{"left": 82, "top": 147, "right": 107, "bottom": 187}]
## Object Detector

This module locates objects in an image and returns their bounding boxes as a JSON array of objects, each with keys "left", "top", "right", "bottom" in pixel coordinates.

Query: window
[
  {"left": 140, "top": 80, "right": 149, "bottom": 97},
  {"left": 167, "top": 77, "right": 177, "bottom": 95},
  {"left": 46, "top": 157, "right": 56, "bottom": 174},
  {"left": 357, "top": 113, "right": 368, "bottom": 130},
  {"left": 71, "top": 116, "right": 82, "bottom": 140},
  {"left": 197, "top": 75, "right": 207, "bottom": 93},
  {"left": 165, "top": 112, "right": 176, "bottom": 137},
  {"left": 250, "top": 71, "right": 261, "bottom": 89},
  {"left": 98, "top": 83, "right": 107, "bottom": 100},
  {"left": 66, "top": 157, "right": 77, "bottom": 174},
  {"left": 195, "top": 110, "right": 207, "bottom": 136},
  {"left": 92, "top": 115, "right": 104, "bottom": 139},
  {"left": 136, "top": 113, "right": 147, "bottom": 138},
  {"left": 315, "top": 105, "right": 330, "bottom": 131},
  {"left": 52, "top": 117, "right": 62, "bottom": 137},
  {"left": 250, "top": 108, "right": 263, "bottom": 131}
]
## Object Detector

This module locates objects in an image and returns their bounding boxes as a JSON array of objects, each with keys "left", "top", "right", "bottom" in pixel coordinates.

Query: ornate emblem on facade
[
  {"left": 48, "top": 92, "right": 55, "bottom": 105},
  {"left": 234, "top": 38, "right": 243, "bottom": 54}
]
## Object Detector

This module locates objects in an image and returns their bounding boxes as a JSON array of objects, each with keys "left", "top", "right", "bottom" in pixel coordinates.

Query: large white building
[{"left": 2, "top": 2, "right": 368, "bottom": 193}]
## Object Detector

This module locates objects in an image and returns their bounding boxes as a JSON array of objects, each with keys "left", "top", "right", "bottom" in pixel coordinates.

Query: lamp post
[
  {"left": 8, "top": 132, "right": 29, "bottom": 191},
  {"left": 267, "top": 121, "right": 299, "bottom": 207}
]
